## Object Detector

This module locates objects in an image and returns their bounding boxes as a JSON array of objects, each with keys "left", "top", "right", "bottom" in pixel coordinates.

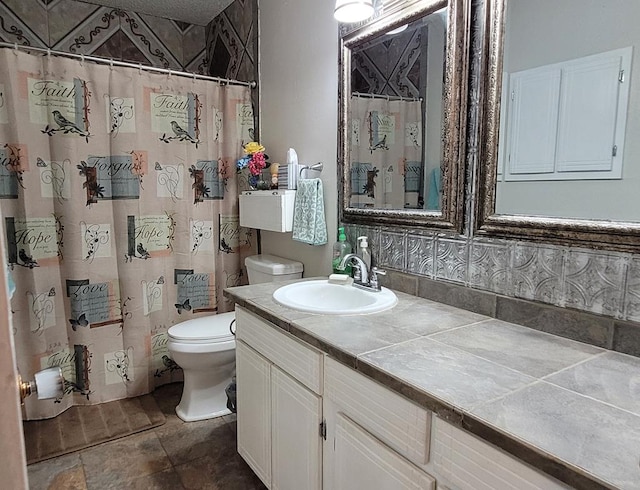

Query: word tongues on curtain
[{"left": 0, "top": 49, "right": 256, "bottom": 420}]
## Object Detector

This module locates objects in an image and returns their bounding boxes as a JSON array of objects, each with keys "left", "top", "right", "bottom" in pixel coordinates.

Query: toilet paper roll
[{"left": 34, "top": 367, "right": 64, "bottom": 400}]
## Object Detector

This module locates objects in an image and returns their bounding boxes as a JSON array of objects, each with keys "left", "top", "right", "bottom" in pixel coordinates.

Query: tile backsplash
[
  {"left": 349, "top": 226, "right": 637, "bottom": 320},
  {"left": 344, "top": 225, "right": 640, "bottom": 357}
]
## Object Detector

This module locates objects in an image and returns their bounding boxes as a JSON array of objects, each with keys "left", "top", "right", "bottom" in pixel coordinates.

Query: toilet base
[
  {"left": 176, "top": 405, "right": 231, "bottom": 422},
  {"left": 175, "top": 368, "right": 234, "bottom": 422}
]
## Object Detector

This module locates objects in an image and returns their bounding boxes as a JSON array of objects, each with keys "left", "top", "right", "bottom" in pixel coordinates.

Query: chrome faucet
[{"left": 337, "top": 253, "right": 386, "bottom": 291}]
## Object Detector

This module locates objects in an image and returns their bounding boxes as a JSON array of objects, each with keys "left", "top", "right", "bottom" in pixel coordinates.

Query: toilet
[{"left": 167, "top": 254, "right": 303, "bottom": 422}]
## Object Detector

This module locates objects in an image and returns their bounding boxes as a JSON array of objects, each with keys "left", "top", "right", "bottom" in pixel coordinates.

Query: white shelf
[{"left": 239, "top": 190, "right": 296, "bottom": 232}]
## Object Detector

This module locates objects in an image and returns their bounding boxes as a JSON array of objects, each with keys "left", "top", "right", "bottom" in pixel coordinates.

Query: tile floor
[{"left": 26, "top": 383, "right": 266, "bottom": 490}]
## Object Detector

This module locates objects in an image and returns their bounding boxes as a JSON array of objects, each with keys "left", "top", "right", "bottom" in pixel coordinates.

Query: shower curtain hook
[
  {"left": 13, "top": 43, "right": 18, "bottom": 56},
  {"left": 46, "top": 48, "right": 51, "bottom": 59},
  {"left": 138, "top": 63, "right": 142, "bottom": 75},
  {"left": 80, "top": 53, "right": 85, "bottom": 65}
]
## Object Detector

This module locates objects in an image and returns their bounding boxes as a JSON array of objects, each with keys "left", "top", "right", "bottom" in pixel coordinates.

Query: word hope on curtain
[{"left": 0, "top": 49, "right": 256, "bottom": 420}]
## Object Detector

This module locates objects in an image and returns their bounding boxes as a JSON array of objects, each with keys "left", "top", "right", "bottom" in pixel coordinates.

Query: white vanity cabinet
[
  {"left": 235, "top": 307, "right": 323, "bottom": 490},
  {"left": 235, "top": 306, "right": 570, "bottom": 490},
  {"left": 329, "top": 412, "right": 436, "bottom": 490},
  {"left": 431, "top": 417, "right": 569, "bottom": 490},
  {"left": 323, "top": 357, "right": 436, "bottom": 490}
]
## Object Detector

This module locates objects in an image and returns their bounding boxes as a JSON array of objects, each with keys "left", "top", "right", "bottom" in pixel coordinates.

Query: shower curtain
[
  {"left": 0, "top": 49, "right": 256, "bottom": 420},
  {"left": 349, "top": 96, "right": 424, "bottom": 209}
]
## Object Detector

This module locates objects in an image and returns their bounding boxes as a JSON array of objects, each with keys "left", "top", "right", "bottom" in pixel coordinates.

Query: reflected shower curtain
[
  {"left": 349, "top": 96, "right": 423, "bottom": 209},
  {"left": 0, "top": 49, "right": 256, "bottom": 419}
]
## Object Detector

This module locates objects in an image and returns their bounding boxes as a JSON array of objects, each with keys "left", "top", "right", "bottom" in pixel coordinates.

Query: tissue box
[{"left": 239, "top": 190, "right": 296, "bottom": 232}]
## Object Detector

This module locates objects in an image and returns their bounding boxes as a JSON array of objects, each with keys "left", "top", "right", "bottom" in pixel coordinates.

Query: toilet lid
[{"left": 168, "top": 312, "right": 235, "bottom": 342}]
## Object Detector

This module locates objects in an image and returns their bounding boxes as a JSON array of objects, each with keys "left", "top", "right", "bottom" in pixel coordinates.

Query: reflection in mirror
[
  {"left": 339, "top": 0, "right": 468, "bottom": 230},
  {"left": 496, "top": 0, "right": 639, "bottom": 221},
  {"left": 477, "top": 0, "right": 640, "bottom": 250},
  {"left": 349, "top": 9, "right": 447, "bottom": 211}
]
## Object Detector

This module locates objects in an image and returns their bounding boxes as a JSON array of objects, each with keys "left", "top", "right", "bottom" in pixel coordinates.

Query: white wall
[
  {"left": 259, "top": 0, "right": 339, "bottom": 277},
  {"left": 423, "top": 16, "right": 446, "bottom": 208},
  {"left": 496, "top": 0, "right": 640, "bottom": 221}
]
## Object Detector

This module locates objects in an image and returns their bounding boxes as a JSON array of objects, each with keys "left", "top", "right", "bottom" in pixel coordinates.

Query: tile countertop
[{"left": 224, "top": 280, "right": 640, "bottom": 490}]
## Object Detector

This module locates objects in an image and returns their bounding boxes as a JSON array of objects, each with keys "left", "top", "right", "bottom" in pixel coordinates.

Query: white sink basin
[{"left": 273, "top": 279, "right": 397, "bottom": 315}]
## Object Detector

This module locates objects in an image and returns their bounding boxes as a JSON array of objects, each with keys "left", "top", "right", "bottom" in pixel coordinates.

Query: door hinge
[
  {"left": 612, "top": 145, "right": 618, "bottom": 157},
  {"left": 511, "top": 90, "right": 515, "bottom": 101},
  {"left": 319, "top": 419, "right": 327, "bottom": 440},
  {"left": 619, "top": 70, "right": 625, "bottom": 83}
]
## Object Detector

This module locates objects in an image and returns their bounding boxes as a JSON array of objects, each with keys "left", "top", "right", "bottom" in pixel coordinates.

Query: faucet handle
[
  {"left": 369, "top": 267, "right": 386, "bottom": 290},
  {"left": 352, "top": 263, "right": 362, "bottom": 282}
]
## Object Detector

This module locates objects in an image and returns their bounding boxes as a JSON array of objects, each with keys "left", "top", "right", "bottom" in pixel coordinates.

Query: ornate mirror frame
[
  {"left": 475, "top": 0, "right": 640, "bottom": 251},
  {"left": 338, "top": 0, "right": 470, "bottom": 231}
]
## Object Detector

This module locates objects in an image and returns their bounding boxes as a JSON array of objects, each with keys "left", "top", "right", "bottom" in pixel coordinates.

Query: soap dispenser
[
  {"left": 357, "top": 236, "right": 372, "bottom": 270},
  {"left": 332, "top": 227, "right": 352, "bottom": 275}
]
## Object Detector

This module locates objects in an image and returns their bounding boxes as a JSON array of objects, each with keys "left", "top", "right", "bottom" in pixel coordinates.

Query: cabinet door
[
  {"left": 432, "top": 417, "right": 569, "bottom": 490},
  {"left": 329, "top": 412, "right": 435, "bottom": 490},
  {"left": 236, "top": 340, "right": 272, "bottom": 487},
  {"left": 507, "top": 66, "right": 561, "bottom": 175},
  {"left": 556, "top": 56, "right": 623, "bottom": 173},
  {"left": 271, "top": 366, "right": 322, "bottom": 490}
]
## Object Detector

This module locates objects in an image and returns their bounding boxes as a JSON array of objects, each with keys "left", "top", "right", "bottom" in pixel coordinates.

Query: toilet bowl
[
  {"left": 167, "top": 254, "right": 303, "bottom": 422},
  {"left": 167, "top": 312, "right": 236, "bottom": 422}
]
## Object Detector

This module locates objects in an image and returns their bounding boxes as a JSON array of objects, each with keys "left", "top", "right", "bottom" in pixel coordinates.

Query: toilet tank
[{"left": 245, "top": 254, "right": 304, "bottom": 284}]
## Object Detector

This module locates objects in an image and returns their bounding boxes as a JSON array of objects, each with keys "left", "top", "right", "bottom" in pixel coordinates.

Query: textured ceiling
[{"left": 80, "top": 0, "right": 235, "bottom": 26}]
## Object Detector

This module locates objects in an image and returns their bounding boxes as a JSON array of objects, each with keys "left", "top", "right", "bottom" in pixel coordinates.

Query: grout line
[
  {"left": 422, "top": 318, "right": 494, "bottom": 338},
  {"left": 469, "top": 377, "right": 542, "bottom": 411},
  {"left": 539, "top": 381, "right": 640, "bottom": 419},
  {"left": 539, "top": 351, "right": 607, "bottom": 381},
  {"left": 356, "top": 333, "right": 427, "bottom": 357}
]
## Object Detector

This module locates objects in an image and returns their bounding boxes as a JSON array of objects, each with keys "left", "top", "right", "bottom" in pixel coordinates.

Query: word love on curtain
[{"left": 0, "top": 49, "right": 256, "bottom": 420}]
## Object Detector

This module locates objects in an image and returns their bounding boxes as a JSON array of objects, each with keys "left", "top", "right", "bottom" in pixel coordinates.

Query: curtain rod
[
  {"left": 0, "top": 42, "right": 257, "bottom": 88},
  {"left": 352, "top": 91, "right": 422, "bottom": 102}
]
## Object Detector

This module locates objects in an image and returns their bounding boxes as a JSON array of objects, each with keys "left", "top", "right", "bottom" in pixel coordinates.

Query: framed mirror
[
  {"left": 476, "top": 0, "right": 640, "bottom": 251},
  {"left": 338, "top": 0, "right": 470, "bottom": 230}
]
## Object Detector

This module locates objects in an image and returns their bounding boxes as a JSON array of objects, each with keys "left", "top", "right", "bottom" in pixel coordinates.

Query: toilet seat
[{"left": 168, "top": 312, "right": 235, "bottom": 344}]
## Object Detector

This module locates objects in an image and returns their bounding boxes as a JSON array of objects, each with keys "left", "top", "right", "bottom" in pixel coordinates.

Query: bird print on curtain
[{"left": 0, "top": 48, "right": 256, "bottom": 420}]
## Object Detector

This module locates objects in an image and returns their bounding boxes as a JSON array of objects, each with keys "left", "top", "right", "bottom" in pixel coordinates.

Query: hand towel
[
  {"left": 292, "top": 178, "right": 328, "bottom": 246},
  {"left": 426, "top": 166, "right": 441, "bottom": 211}
]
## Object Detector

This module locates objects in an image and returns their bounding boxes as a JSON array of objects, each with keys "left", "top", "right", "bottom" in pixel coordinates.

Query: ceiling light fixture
[{"left": 334, "top": 0, "right": 375, "bottom": 23}]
